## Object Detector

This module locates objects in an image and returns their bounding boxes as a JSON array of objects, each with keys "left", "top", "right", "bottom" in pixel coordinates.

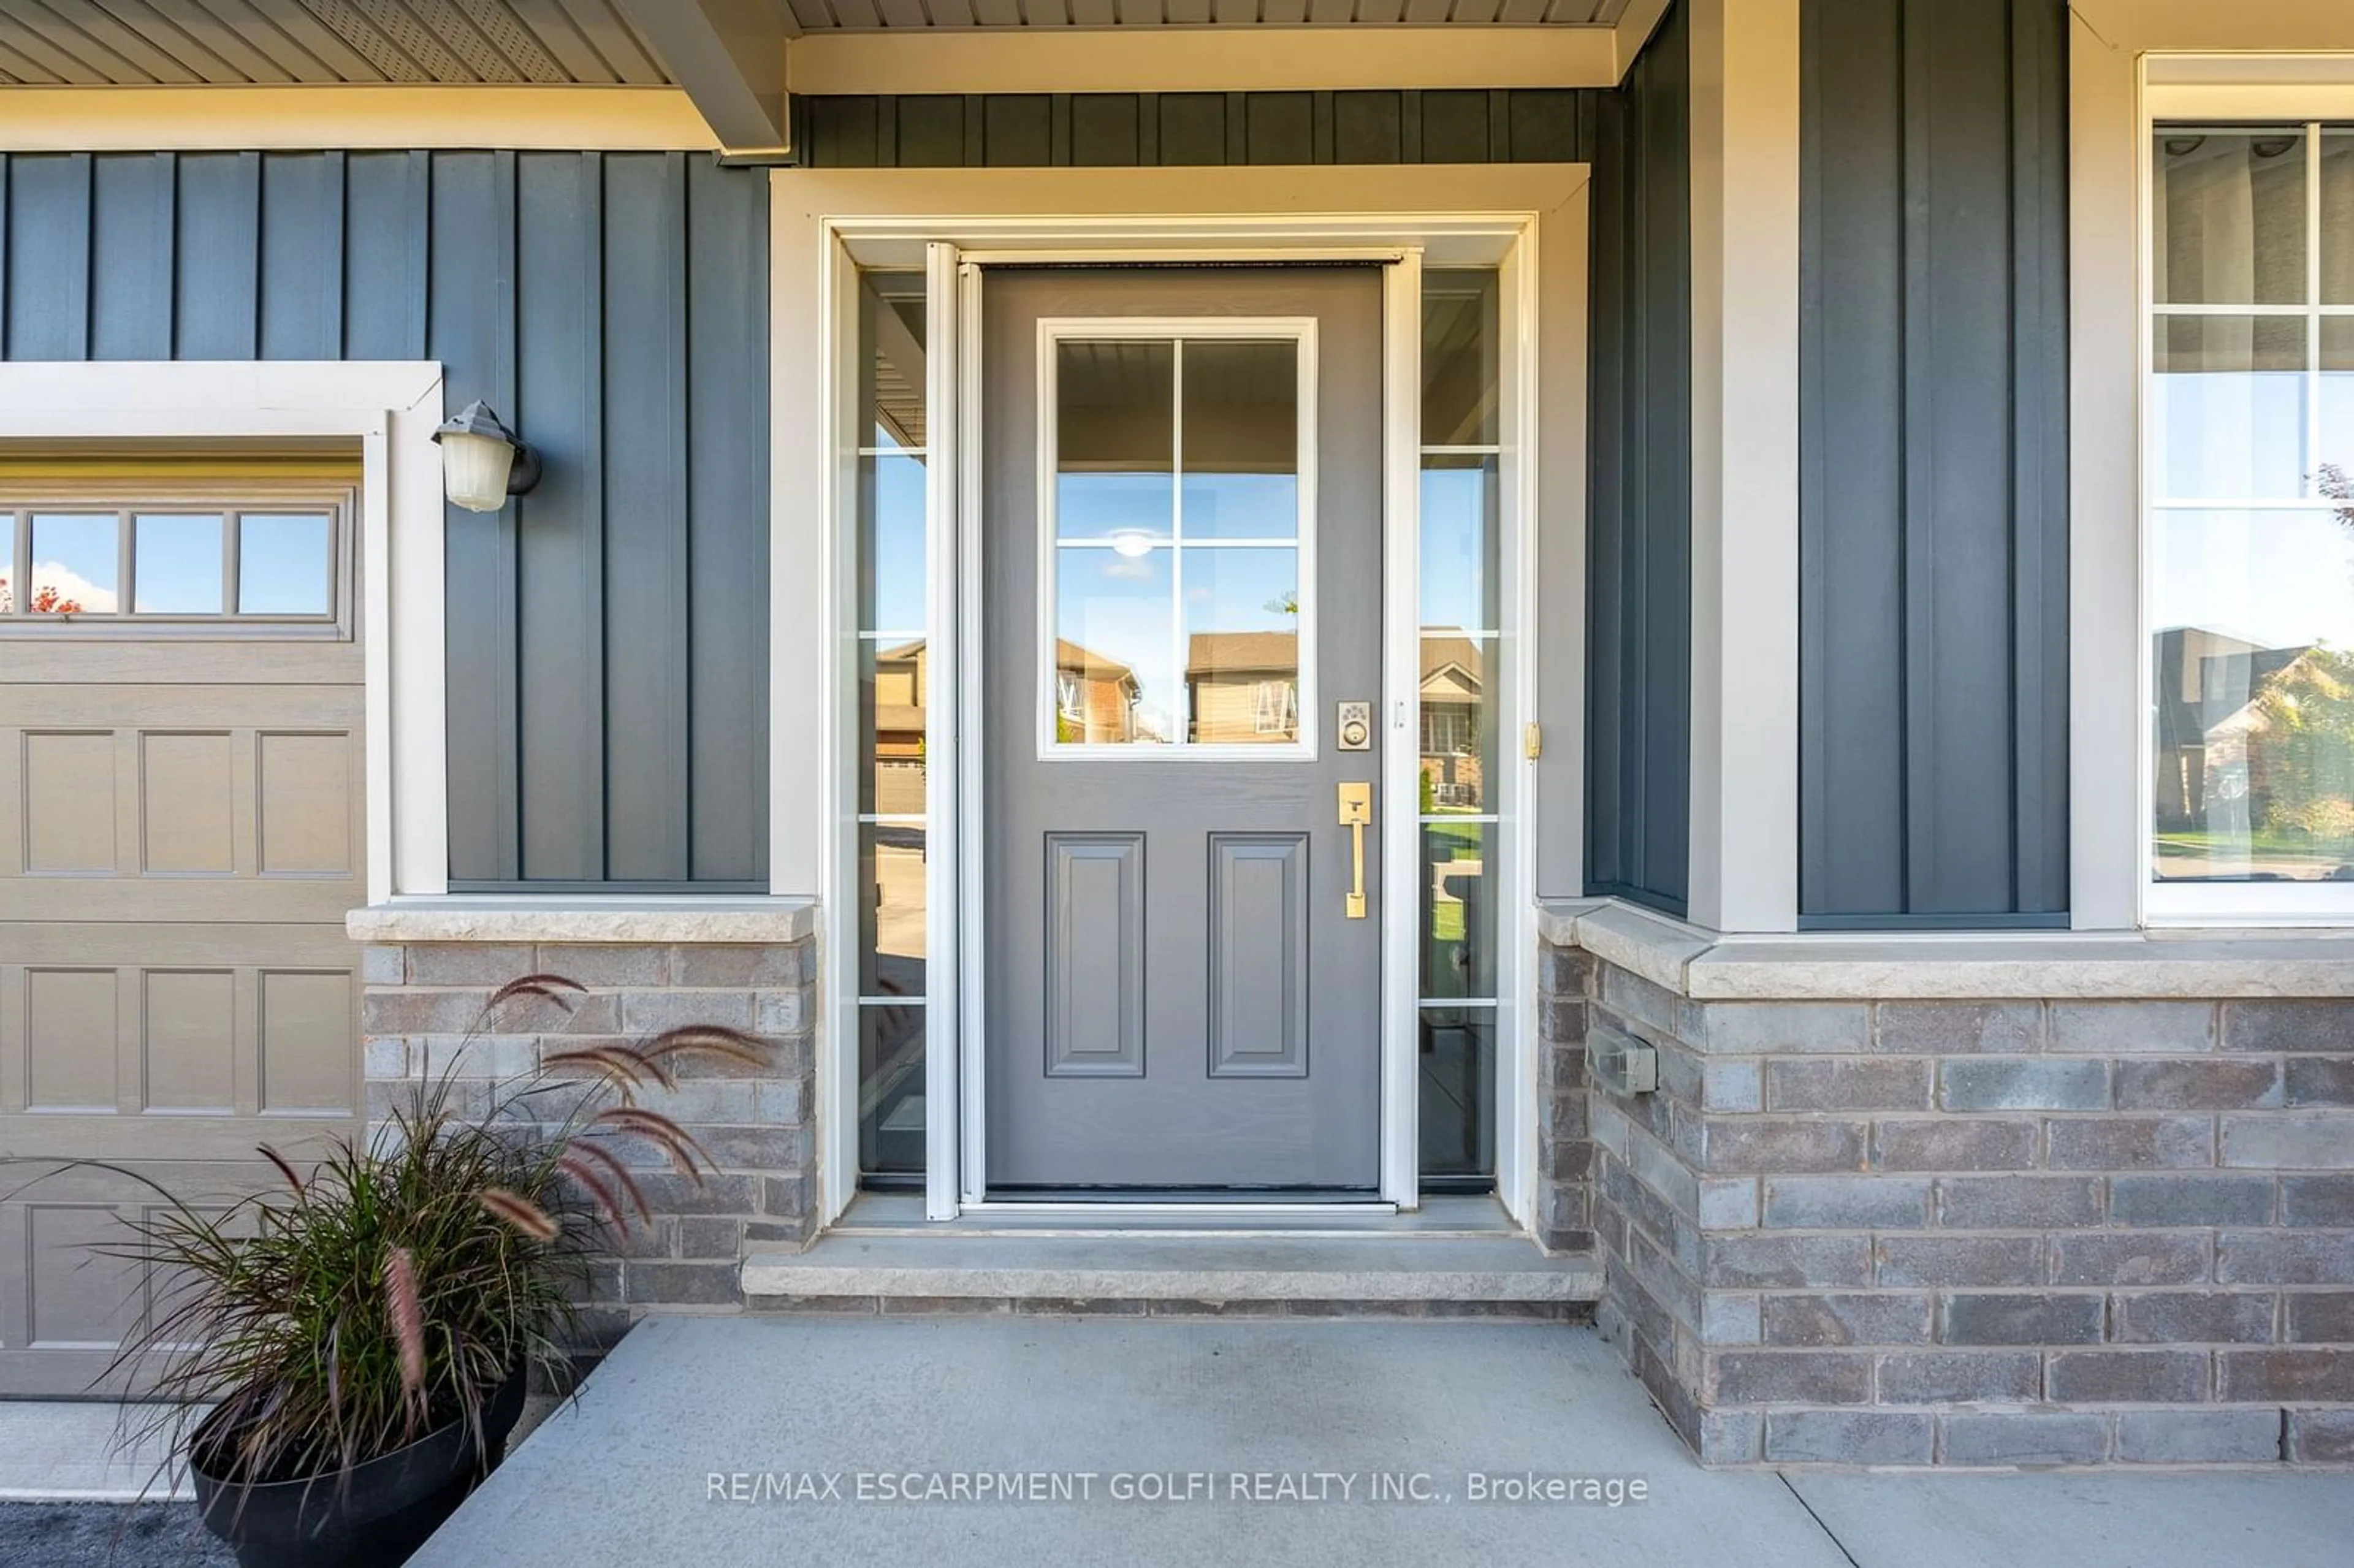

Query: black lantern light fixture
[{"left": 432, "top": 400, "right": 542, "bottom": 513}]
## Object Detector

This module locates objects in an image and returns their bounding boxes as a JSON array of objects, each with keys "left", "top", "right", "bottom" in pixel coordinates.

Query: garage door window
[{"left": 2, "top": 499, "right": 343, "bottom": 628}]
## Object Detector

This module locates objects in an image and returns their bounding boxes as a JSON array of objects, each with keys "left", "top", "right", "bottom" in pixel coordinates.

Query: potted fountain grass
[{"left": 96, "top": 975, "right": 766, "bottom": 1568}]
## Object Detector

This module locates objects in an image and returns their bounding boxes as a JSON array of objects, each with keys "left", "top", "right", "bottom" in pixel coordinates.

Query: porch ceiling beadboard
[
  {"left": 0, "top": 148, "right": 772, "bottom": 891},
  {"left": 0, "top": 1, "right": 671, "bottom": 85},
  {"left": 779, "top": 0, "right": 1634, "bottom": 26}
]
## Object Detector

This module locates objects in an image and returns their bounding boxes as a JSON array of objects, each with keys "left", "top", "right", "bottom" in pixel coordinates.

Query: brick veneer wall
[
  {"left": 1544, "top": 939, "right": 2354, "bottom": 1467},
  {"left": 1536, "top": 945, "right": 1599, "bottom": 1255},
  {"left": 359, "top": 940, "right": 818, "bottom": 1328}
]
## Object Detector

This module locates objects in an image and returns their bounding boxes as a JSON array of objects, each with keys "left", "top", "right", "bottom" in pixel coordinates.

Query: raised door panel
[
  {"left": 1043, "top": 833, "right": 1145, "bottom": 1078},
  {"left": 0, "top": 693, "right": 362, "bottom": 924},
  {"left": 1207, "top": 834, "right": 1309, "bottom": 1078}
]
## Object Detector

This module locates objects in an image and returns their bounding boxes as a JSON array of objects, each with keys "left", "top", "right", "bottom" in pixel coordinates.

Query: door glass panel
[
  {"left": 1183, "top": 547, "right": 1300, "bottom": 744},
  {"left": 1048, "top": 330, "right": 1312, "bottom": 751},
  {"left": 2153, "top": 317, "right": 2309, "bottom": 500},
  {"left": 1057, "top": 340, "right": 1175, "bottom": 544},
  {"left": 1422, "top": 454, "right": 1499, "bottom": 631},
  {"left": 2151, "top": 509, "right": 2354, "bottom": 882},
  {"left": 2154, "top": 128, "right": 2310, "bottom": 306},
  {"left": 29, "top": 514, "right": 118, "bottom": 614},
  {"left": 1420, "top": 636, "right": 1495, "bottom": 814},
  {"left": 134, "top": 513, "right": 224, "bottom": 614},
  {"left": 1423, "top": 270, "right": 1501, "bottom": 445},
  {"left": 858, "top": 1003, "right": 926, "bottom": 1176},
  {"left": 0, "top": 514, "right": 13, "bottom": 612},
  {"left": 859, "top": 638, "right": 929, "bottom": 816},
  {"left": 859, "top": 823, "right": 927, "bottom": 999},
  {"left": 1420, "top": 821, "right": 1496, "bottom": 1000},
  {"left": 859, "top": 453, "right": 927, "bottom": 633},
  {"left": 1181, "top": 340, "right": 1298, "bottom": 540},
  {"left": 1419, "top": 1005, "right": 1496, "bottom": 1179},
  {"left": 861, "top": 273, "right": 929, "bottom": 451},
  {"left": 1056, "top": 546, "right": 1173, "bottom": 745},
  {"left": 237, "top": 514, "right": 333, "bottom": 615}
]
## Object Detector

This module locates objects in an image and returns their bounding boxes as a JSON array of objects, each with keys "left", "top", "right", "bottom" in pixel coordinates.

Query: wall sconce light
[{"left": 432, "top": 400, "right": 543, "bottom": 513}]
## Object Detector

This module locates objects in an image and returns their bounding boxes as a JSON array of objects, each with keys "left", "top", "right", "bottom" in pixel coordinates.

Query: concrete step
[{"left": 740, "top": 1233, "right": 1602, "bottom": 1315}]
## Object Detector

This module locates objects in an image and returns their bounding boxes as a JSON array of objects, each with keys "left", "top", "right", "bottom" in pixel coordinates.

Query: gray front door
[{"left": 983, "top": 266, "right": 1385, "bottom": 1194}]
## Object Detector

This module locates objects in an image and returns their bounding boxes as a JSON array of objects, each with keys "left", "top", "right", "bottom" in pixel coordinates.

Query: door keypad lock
[{"left": 1336, "top": 700, "right": 1373, "bottom": 752}]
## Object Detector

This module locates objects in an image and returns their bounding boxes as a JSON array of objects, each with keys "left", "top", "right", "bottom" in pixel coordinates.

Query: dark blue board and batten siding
[
  {"left": 1799, "top": 0, "right": 2070, "bottom": 929},
  {"left": 0, "top": 150, "right": 771, "bottom": 891},
  {"left": 794, "top": 89, "right": 1599, "bottom": 168},
  {"left": 1585, "top": 0, "right": 1693, "bottom": 918}
]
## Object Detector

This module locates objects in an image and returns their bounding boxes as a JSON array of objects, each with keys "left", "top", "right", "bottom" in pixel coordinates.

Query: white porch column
[{"left": 1685, "top": 0, "right": 1802, "bottom": 934}]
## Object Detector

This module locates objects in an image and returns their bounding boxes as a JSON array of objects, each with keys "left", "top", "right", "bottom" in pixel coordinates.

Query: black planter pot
[{"left": 190, "top": 1368, "right": 528, "bottom": 1568}]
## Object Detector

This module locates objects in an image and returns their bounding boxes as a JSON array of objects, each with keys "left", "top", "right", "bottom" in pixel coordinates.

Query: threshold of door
[{"left": 740, "top": 1224, "right": 1601, "bottom": 1317}]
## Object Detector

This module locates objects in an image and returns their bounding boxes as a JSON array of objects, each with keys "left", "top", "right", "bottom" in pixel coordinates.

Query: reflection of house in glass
[
  {"left": 1056, "top": 637, "right": 1146, "bottom": 744},
  {"left": 869, "top": 638, "right": 929, "bottom": 816},
  {"left": 1184, "top": 631, "right": 1299, "bottom": 744},
  {"left": 2152, "top": 625, "right": 2354, "bottom": 881},
  {"left": 1420, "top": 636, "right": 1487, "bottom": 811}
]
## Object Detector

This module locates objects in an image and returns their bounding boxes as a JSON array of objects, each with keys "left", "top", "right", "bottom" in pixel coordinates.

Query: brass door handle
[{"left": 1338, "top": 782, "right": 1371, "bottom": 919}]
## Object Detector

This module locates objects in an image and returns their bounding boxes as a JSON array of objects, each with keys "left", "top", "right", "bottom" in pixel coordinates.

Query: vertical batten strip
[
  {"left": 174, "top": 150, "right": 259, "bottom": 359},
  {"left": 2010, "top": 0, "right": 2070, "bottom": 917},
  {"left": 259, "top": 152, "right": 347, "bottom": 360},
  {"left": 599, "top": 151, "right": 691, "bottom": 882},
  {"left": 89, "top": 151, "right": 175, "bottom": 360},
  {"left": 6, "top": 154, "right": 94, "bottom": 360},
  {"left": 340, "top": 150, "right": 429, "bottom": 360},
  {"left": 686, "top": 155, "right": 771, "bottom": 883},
  {"left": 516, "top": 149, "right": 608, "bottom": 882},
  {"left": 432, "top": 150, "right": 524, "bottom": 883},
  {"left": 1897, "top": 0, "right": 1934, "bottom": 916}
]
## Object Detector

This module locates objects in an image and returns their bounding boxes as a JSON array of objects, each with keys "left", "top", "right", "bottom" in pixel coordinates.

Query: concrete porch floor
[{"left": 416, "top": 1317, "right": 2349, "bottom": 1568}]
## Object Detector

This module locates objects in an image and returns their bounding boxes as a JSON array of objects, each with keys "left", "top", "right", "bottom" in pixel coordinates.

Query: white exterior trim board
[
  {"left": 0, "top": 360, "right": 446, "bottom": 908},
  {"left": 782, "top": 167, "right": 1589, "bottom": 1231}
]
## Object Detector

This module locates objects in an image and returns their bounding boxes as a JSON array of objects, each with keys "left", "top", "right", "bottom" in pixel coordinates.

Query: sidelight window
[
  {"left": 853, "top": 271, "right": 932, "bottom": 1179},
  {"left": 1419, "top": 268, "right": 1506, "bottom": 1182}
]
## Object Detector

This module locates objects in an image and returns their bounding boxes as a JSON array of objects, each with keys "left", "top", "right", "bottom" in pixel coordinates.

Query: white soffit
[{"left": 0, "top": 0, "right": 672, "bottom": 86}]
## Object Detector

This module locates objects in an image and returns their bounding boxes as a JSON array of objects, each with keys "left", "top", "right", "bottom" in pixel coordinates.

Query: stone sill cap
[
  {"left": 348, "top": 897, "right": 817, "bottom": 946},
  {"left": 1541, "top": 898, "right": 2354, "bottom": 1000}
]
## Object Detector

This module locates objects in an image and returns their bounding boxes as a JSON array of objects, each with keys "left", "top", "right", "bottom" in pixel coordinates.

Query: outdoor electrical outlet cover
[{"left": 1590, "top": 1024, "right": 1660, "bottom": 1096}]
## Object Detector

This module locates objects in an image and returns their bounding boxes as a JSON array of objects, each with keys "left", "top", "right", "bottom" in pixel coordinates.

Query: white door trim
[
  {"left": 795, "top": 186, "right": 1563, "bottom": 1232},
  {"left": 1380, "top": 249, "right": 1427, "bottom": 1209}
]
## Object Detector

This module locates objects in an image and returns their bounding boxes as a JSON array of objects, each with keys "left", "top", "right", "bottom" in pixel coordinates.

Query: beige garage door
[{"left": 1, "top": 473, "right": 364, "bottom": 1397}]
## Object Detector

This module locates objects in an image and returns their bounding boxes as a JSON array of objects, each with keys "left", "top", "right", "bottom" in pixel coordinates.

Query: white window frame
[
  {"left": 0, "top": 490, "right": 352, "bottom": 634},
  {"left": 1034, "top": 315, "right": 1320, "bottom": 761},
  {"left": 2138, "top": 72, "right": 2354, "bottom": 926}
]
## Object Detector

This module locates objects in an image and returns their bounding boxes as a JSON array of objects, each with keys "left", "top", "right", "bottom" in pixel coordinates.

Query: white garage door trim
[{"left": 0, "top": 361, "right": 447, "bottom": 904}]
